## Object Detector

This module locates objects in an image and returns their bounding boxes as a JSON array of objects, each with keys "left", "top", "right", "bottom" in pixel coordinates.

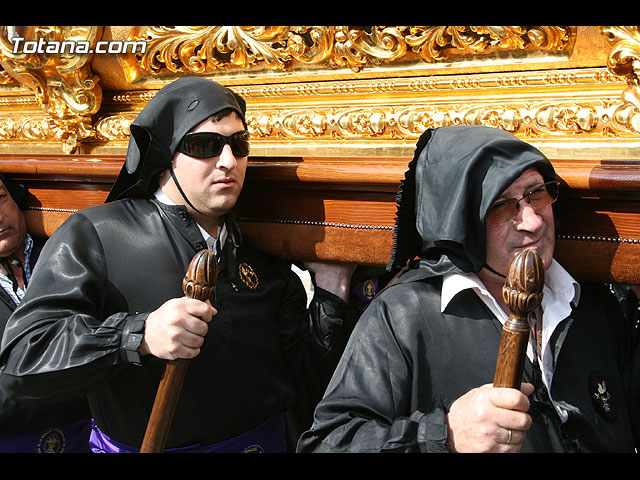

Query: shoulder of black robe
[
  {"left": 386, "top": 125, "right": 557, "bottom": 286},
  {"left": 106, "top": 77, "right": 247, "bottom": 203}
]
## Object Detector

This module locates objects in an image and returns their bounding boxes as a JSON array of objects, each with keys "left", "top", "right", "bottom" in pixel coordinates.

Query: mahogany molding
[{"left": 0, "top": 154, "right": 638, "bottom": 284}]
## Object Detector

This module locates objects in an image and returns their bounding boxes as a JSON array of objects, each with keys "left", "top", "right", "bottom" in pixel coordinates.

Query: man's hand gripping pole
[{"left": 140, "top": 249, "right": 217, "bottom": 453}]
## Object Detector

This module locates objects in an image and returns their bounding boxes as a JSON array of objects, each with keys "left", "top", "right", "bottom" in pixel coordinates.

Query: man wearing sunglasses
[
  {"left": 298, "top": 125, "right": 640, "bottom": 453},
  {"left": 0, "top": 77, "right": 356, "bottom": 453}
]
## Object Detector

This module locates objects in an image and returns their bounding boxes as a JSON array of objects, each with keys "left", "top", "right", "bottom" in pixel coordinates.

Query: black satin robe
[
  {"left": 297, "top": 266, "right": 640, "bottom": 453},
  {"left": 0, "top": 199, "right": 349, "bottom": 449},
  {"left": 0, "top": 236, "right": 91, "bottom": 438}
]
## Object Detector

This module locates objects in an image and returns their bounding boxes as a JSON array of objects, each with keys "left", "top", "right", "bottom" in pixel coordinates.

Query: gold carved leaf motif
[
  {"left": 134, "top": 26, "right": 572, "bottom": 74},
  {"left": 0, "top": 26, "right": 103, "bottom": 152}
]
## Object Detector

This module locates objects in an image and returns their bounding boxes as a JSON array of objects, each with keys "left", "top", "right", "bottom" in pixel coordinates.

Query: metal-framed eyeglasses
[{"left": 486, "top": 181, "right": 560, "bottom": 225}]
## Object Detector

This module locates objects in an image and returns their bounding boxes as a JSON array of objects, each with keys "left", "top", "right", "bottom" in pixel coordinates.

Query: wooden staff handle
[
  {"left": 140, "top": 249, "right": 218, "bottom": 453},
  {"left": 493, "top": 248, "right": 544, "bottom": 389}
]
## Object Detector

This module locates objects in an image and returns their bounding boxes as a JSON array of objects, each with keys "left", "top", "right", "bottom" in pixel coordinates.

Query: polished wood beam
[{"left": 0, "top": 154, "right": 638, "bottom": 284}]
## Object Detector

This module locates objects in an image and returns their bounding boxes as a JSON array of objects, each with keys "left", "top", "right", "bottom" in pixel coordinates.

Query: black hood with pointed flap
[
  {"left": 106, "top": 77, "right": 246, "bottom": 203},
  {"left": 387, "top": 125, "right": 556, "bottom": 279}
]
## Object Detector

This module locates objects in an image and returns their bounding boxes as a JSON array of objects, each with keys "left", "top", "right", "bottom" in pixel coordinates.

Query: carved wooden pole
[
  {"left": 140, "top": 249, "right": 217, "bottom": 453},
  {"left": 493, "top": 248, "right": 545, "bottom": 389}
]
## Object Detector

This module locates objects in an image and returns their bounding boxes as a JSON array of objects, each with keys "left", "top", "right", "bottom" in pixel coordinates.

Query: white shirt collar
[
  {"left": 441, "top": 259, "right": 580, "bottom": 421},
  {"left": 440, "top": 259, "right": 580, "bottom": 316},
  {"left": 153, "top": 188, "right": 227, "bottom": 254}
]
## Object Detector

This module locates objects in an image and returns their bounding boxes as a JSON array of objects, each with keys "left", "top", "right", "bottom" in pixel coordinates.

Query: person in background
[{"left": 0, "top": 172, "right": 91, "bottom": 453}]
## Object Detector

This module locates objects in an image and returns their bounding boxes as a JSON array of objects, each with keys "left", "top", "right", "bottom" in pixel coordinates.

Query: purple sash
[
  {"left": 89, "top": 415, "right": 287, "bottom": 453},
  {"left": 0, "top": 419, "right": 91, "bottom": 453}
]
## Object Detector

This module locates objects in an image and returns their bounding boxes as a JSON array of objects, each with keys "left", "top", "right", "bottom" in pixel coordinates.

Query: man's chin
[{"left": 201, "top": 200, "right": 239, "bottom": 219}]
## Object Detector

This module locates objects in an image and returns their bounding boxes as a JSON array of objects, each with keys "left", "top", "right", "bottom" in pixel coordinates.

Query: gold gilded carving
[
  {"left": 602, "top": 26, "right": 640, "bottom": 134},
  {"left": 245, "top": 97, "right": 627, "bottom": 144},
  {"left": 405, "top": 26, "right": 569, "bottom": 62},
  {"left": 134, "top": 26, "right": 407, "bottom": 73},
  {"left": 340, "top": 109, "right": 387, "bottom": 137},
  {"left": 0, "top": 69, "right": 14, "bottom": 85},
  {"left": 397, "top": 108, "right": 452, "bottom": 133},
  {"left": 463, "top": 107, "right": 522, "bottom": 133},
  {"left": 535, "top": 104, "right": 599, "bottom": 134},
  {"left": 75, "top": 87, "right": 632, "bottom": 152},
  {"left": 133, "top": 26, "right": 571, "bottom": 74},
  {"left": 95, "top": 114, "right": 134, "bottom": 141},
  {"left": 1, "top": 26, "right": 635, "bottom": 158},
  {"left": 0, "top": 116, "right": 61, "bottom": 141},
  {"left": 0, "top": 26, "right": 103, "bottom": 152}
]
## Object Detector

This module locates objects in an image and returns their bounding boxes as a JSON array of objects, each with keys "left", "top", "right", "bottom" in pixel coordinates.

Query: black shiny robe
[
  {"left": 297, "top": 267, "right": 640, "bottom": 453},
  {"left": 0, "top": 199, "right": 349, "bottom": 449},
  {"left": 0, "top": 236, "right": 91, "bottom": 437}
]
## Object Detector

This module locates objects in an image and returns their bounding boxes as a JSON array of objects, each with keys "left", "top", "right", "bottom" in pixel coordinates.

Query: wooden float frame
[{"left": 0, "top": 153, "right": 638, "bottom": 285}]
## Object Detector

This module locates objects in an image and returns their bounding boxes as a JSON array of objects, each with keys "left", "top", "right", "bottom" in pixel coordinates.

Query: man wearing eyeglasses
[
  {"left": 297, "top": 125, "right": 640, "bottom": 453},
  {"left": 0, "top": 78, "right": 356, "bottom": 453}
]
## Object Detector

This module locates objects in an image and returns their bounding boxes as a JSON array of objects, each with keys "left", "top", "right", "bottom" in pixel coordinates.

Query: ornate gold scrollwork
[
  {"left": 133, "top": 26, "right": 408, "bottom": 73},
  {"left": 1, "top": 26, "right": 636, "bottom": 155},
  {"left": 243, "top": 94, "right": 627, "bottom": 144},
  {"left": 0, "top": 26, "right": 103, "bottom": 152},
  {"left": 133, "top": 26, "right": 571, "bottom": 74},
  {"left": 405, "top": 26, "right": 570, "bottom": 62},
  {"left": 463, "top": 106, "right": 522, "bottom": 133},
  {"left": 602, "top": 26, "right": 640, "bottom": 134},
  {"left": 535, "top": 103, "right": 598, "bottom": 134},
  {"left": 95, "top": 114, "right": 133, "bottom": 141}
]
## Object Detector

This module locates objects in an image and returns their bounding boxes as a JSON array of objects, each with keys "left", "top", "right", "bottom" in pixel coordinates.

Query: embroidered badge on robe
[
  {"left": 238, "top": 262, "right": 259, "bottom": 290},
  {"left": 242, "top": 444, "right": 265, "bottom": 453},
  {"left": 362, "top": 279, "right": 377, "bottom": 301},
  {"left": 352, "top": 277, "right": 379, "bottom": 303},
  {"left": 589, "top": 371, "right": 617, "bottom": 423},
  {"left": 37, "top": 428, "right": 66, "bottom": 453}
]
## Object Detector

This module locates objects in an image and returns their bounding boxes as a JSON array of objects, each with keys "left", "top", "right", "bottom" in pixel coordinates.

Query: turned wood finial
[
  {"left": 493, "top": 248, "right": 545, "bottom": 389},
  {"left": 502, "top": 248, "right": 545, "bottom": 317},
  {"left": 182, "top": 249, "right": 217, "bottom": 301}
]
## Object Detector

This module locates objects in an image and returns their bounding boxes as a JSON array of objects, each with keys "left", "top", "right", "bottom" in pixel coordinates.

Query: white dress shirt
[{"left": 441, "top": 259, "right": 580, "bottom": 421}]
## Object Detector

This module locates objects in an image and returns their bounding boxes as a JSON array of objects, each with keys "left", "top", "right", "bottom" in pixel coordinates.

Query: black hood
[
  {"left": 387, "top": 125, "right": 557, "bottom": 278},
  {"left": 0, "top": 172, "right": 27, "bottom": 209},
  {"left": 106, "top": 77, "right": 246, "bottom": 203}
]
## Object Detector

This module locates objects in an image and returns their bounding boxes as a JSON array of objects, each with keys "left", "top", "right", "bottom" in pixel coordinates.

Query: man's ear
[{"left": 156, "top": 169, "right": 171, "bottom": 190}]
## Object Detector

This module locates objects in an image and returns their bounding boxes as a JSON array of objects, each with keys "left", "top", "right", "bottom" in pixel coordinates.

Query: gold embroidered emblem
[
  {"left": 242, "top": 445, "right": 265, "bottom": 453},
  {"left": 37, "top": 428, "right": 66, "bottom": 453},
  {"left": 362, "top": 279, "right": 376, "bottom": 300},
  {"left": 238, "top": 263, "right": 259, "bottom": 290}
]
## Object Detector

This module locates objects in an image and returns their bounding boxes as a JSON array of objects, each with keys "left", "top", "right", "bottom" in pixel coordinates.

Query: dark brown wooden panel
[{"left": 1, "top": 153, "right": 639, "bottom": 284}]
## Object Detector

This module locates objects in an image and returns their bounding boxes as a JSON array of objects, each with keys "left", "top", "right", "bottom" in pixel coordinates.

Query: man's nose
[
  {"left": 515, "top": 202, "right": 544, "bottom": 232},
  {"left": 216, "top": 144, "right": 238, "bottom": 170}
]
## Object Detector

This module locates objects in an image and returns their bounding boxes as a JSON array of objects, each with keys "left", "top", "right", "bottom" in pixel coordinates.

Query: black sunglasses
[
  {"left": 177, "top": 130, "right": 250, "bottom": 158},
  {"left": 486, "top": 181, "right": 560, "bottom": 225}
]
